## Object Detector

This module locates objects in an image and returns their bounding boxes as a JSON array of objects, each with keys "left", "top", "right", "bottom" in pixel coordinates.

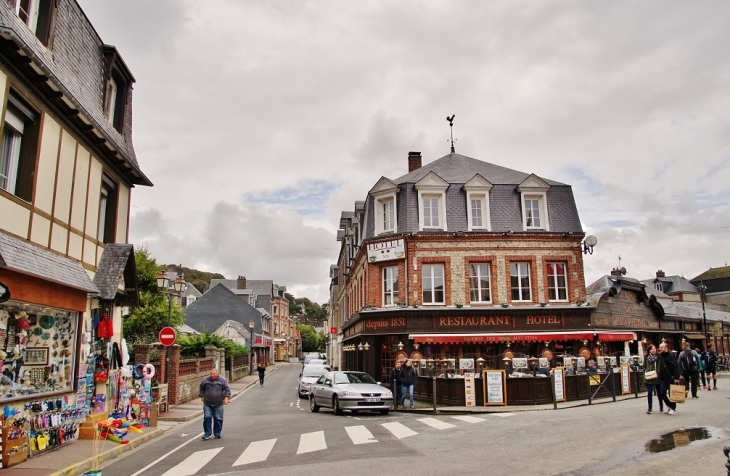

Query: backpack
[
  {"left": 681, "top": 350, "right": 697, "bottom": 371},
  {"left": 707, "top": 350, "right": 718, "bottom": 365}
]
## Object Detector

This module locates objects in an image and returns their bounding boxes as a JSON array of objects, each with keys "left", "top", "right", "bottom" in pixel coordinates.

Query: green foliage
[
  {"left": 177, "top": 332, "right": 248, "bottom": 358},
  {"left": 290, "top": 298, "right": 329, "bottom": 327},
  {"left": 163, "top": 264, "right": 225, "bottom": 294},
  {"left": 297, "top": 324, "right": 323, "bottom": 353}
]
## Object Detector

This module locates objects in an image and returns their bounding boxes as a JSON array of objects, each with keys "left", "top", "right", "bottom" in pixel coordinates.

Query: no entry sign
[{"left": 159, "top": 326, "right": 177, "bottom": 346}]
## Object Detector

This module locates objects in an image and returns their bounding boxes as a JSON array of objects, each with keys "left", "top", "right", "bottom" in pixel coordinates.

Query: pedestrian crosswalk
[{"left": 157, "top": 414, "right": 513, "bottom": 475}]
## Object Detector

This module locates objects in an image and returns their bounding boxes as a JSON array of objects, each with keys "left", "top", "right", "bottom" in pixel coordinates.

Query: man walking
[
  {"left": 389, "top": 361, "right": 402, "bottom": 409},
  {"left": 199, "top": 368, "right": 231, "bottom": 440},
  {"left": 678, "top": 342, "right": 700, "bottom": 399},
  {"left": 704, "top": 343, "right": 718, "bottom": 390},
  {"left": 399, "top": 359, "right": 416, "bottom": 409},
  {"left": 657, "top": 342, "right": 681, "bottom": 415}
]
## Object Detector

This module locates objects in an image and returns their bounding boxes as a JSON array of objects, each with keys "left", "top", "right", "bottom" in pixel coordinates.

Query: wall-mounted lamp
[
  {"left": 413, "top": 342, "right": 419, "bottom": 350},
  {"left": 545, "top": 341, "right": 550, "bottom": 347},
  {"left": 582, "top": 235, "right": 598, "bottom": 255},
  {"left": 363, "top": 342, "right": 370, "bottom": 351},
  {"left": 397, "top": 341, "right": 404, "bottom": 350},
  {"left": 358, "top": 342, "right": 364, "bottom": 351}
]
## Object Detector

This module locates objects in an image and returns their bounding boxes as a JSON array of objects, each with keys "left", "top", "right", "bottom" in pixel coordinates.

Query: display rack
[{"left": 2, "top": 421, "right": 29, "bottom": 468}]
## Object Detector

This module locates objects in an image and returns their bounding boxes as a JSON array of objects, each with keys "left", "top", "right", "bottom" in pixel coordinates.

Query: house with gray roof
[
  {"left": 691, "top": 265, "right": 730, "bottom": 308},
  {"left": 640, "top": 270, "right": 701, "bottom": 303}
]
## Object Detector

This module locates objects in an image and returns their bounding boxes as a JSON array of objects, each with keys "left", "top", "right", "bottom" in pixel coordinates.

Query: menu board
[
  {"left": 483, "top": 369, "right": 507, "bottom": 406},
  {"left": 553, "top": 367, "right": 566, "bottom": 402},
  {"left": 621, "top": 365, "right": 631, "bottom": 394},
  {"left": 464, "top": 373, "right": 476, "bottom": 407}
]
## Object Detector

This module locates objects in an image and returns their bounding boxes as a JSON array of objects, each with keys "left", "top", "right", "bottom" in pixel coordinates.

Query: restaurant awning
[
  {"left": 597, "top": 332, "right": 637, "bottom": 342},
  {"left": 411, "top": 331, "right": 595, "bottom": 344},
  {"left": 684, "top": 333, "right": 707, "bottom": 340}
]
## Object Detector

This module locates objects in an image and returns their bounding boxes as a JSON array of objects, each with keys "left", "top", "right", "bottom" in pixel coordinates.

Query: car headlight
[{"left": 342, "top": 391, "right": 359, "bottom": 397}]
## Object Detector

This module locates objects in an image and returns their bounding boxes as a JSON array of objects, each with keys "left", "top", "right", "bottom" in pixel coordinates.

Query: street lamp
[
  {"left": 248, "top": 320, "right": 255, "bottom": 374},
  {"left": 698, "top": 282, "right": 709, "bottom": 341},
  {"left": 156, "top": 268, "right": 186, "bottom": 384}
]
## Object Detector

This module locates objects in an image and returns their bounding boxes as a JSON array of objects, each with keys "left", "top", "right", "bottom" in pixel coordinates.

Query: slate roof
[
  {"left": 691, "top": 266, "right": 730, "bottom": 281},
  {"left": 183, "top": 283, "right": 265, "bottom": 334},
  {"left": 0, "top": 230, "right": 98, "bottom": 293},
  {"left": 93, "top": 244, "right": 137, "bottom": 303},
  {"left": 662, "top": 301, "right": 730, "bottom": 324},
  {"left": 210, "top": 278, "right": 279, "bottom": 311},
  {"left": 640, "top": 275, "right": 698, "bottom": 295},
  {"left": 182, "top": 284, "right": 202, "bottom": 299}
]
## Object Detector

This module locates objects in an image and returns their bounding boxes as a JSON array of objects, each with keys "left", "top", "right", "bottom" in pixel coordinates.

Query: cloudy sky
[{"left": 78, "top": 1, "right": 730, "bottom": 304}]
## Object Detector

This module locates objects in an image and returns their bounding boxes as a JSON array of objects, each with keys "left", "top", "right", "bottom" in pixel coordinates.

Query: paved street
[{"left": 98, "top": 366, "right": 730, "bottom": 476}]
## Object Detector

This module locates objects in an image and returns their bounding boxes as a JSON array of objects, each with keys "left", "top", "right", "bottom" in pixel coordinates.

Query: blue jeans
[
  {"left": 203, "top": 403, "right": 224, "bottom": 437},
  {"left": 658, "top": 380, "right": 676, "bottom": 411},
  {"left": 646, "top": 383, "right": 663, "bottom": 411},
  {"left": 401, "top": 384, "right": 414, "bottom": 407}
]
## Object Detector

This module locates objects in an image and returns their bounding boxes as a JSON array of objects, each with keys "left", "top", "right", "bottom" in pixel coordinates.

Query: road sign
[{"left": 159, "top": 326, "right": 177, "bottom": 346}]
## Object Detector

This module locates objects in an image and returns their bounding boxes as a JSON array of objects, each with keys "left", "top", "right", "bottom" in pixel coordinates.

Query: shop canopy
[
  {"left": 411, "top": 331, "right": 596, "bottom": 344},
  {"left": 597, "top": 332, "right": 637, "bottom": 342},
  {"left": 684, "top": 333, "right": 707, "bottom": 340}
]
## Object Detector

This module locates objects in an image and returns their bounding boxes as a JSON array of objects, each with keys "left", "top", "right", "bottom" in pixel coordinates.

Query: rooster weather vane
[{"left": 446, "top": 114, "right": 456, "bottom": 153}]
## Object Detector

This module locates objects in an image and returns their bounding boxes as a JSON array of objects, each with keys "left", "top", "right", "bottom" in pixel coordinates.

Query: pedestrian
[
  {"left": 704, "top": 343, "right": 718, "bottom": 390},
  {"left": 697, "top": 347, "right": 707, "bottom": 390},
  {"left": 257, "top": 357, "right": 266, "bottom": 387},
  {"left": 390, "top": 361, "right": 402, "bottom": 409},
  {"left": 643, "top": 344, "right": 662, "bottom": 414},
  {"left": 399, "top": 359, "right": 416, "bottom": 409},
  {"left": 678, "top": 342, "right": 700, "bottom": 399},
  {"left": 199, "top": 368, "right": 231, "bottom": 440},
  {"left": 657, "top": 342, "right": 681, "bottom": 415}
]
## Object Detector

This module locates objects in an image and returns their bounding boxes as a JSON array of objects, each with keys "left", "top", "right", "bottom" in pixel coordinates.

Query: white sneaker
[{"left": 667, "top": 409, "right": 676, "bottom": 415}]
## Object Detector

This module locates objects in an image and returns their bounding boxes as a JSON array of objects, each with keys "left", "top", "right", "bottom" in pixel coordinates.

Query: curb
[{"left": 51, "top": 428, "right": 164, "bottom": 476}]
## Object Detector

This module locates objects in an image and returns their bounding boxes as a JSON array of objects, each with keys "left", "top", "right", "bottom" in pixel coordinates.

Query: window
[
  {"left": 510, "top": 262, "right": 531, "bottom": 301},
  {"left": 97, "top": 174, "right": 118, "bottom": 243},
  {"left": 464, "top": 175, "right": 492, "bottom": 231},
  {"left": 415, "top": 172, "right": 448, "bottom": 231},
  {"left": 382, "top": 199, "right": 395, "bottom": 232},
  {"left": 382, "top": 266, "right": 399, "bottom": 306},
  {"left": 517, "top": 175, "right": 550, "bottom": 231},
  {"left": 470, "top": 197, "right": 484, "bottom": 227},
  {"left": 524, "top": 197, "right": 541, "bottom": 228},
  {"left": 422, "top": 264, "right": 444, "bottom": 304},
  {"left": 104, "top": 77, "right": 117, "bottom": 126},
  {"left": 1, "top": 92, "right": 39, "bottom": 202},
  {"left": 423, "top": 195, "right": 440, "bottom": 227},
  {"left": 547, "top": 262, "right": 568, "bottom": 301},
  {"left": 370, "top": 178, "right": 398, "bottom": 235},
  {"left": 469, "top": 263, "right": 491, "bottom": 303},
  {"left": 103, "top": 46, "right": 134, "bottom": 133},
  {"left": 273, "top": 305, "right": 278, "bottom": 316},
  {"left": 654, "top": 282, "right": 663, "bottom": 292},
  {"left": 14, "top": 0, "right": 57, "bottom": 46}
]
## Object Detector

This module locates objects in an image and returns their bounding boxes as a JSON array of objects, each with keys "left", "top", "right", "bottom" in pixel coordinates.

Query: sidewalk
[{"left": 13, "top": 362, "right": 284, "bottom": 476}]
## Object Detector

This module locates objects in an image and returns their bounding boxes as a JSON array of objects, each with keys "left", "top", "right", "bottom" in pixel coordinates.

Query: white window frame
[
  {"left": 521, "top": 193, "right": 548, "bottom": 230},
  {"left": 469, "top": 263, "right": 492, "bottom": 303},
  {"left": 375, "top": 195, "right": 397, "bottom": 235},
  {"left": 654, "top": 282, "right": 663, "bottom": 292},
  {"left": 464, "top": 175, "right": 492, "bottom": 231},
  {"left": 105, "top": 77, "right": 118, "bottom": 124},
  {"left": 422, "top": 264, "right": 445, "bottom": 305},
  {"left": 510, "top": 262, "right": 532, "bottom": 302},
  {"left": 382, "top": 266, "right": 399, "bottom": 307},
  {"left": 15, "top": 0, "right": 40, "bottom": 34},
  {"left": 546, "top": 262, "right": 569, "bottom": 302},
  {"left": 370, "top": 178, "right": 399, "bottom": 236},
  {"left": 0, "top": 110, "right": 24, "bottom": 194},
  {"left": 415, "top": 172, "right": 448, "bottom": 231}
]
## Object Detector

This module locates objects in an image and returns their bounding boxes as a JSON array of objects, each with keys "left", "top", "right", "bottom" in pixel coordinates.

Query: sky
[{"left": 77, "top": 1, "right": 730, "bottom": 304}]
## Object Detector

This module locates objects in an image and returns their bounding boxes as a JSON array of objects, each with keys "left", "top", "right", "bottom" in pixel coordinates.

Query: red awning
[
  {"left": 598, "top": 332, "right": 636, "bottom": 342},
  {"left": 412, "top": 332, "right": 595, "bottom": 344}
]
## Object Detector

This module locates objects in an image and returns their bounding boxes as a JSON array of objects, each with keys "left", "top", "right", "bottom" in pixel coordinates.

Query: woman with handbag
[
  {"left": 644, "top": 344, "right": 662, "bottom": 414},
  {"left": 657, "top": 342, "right": 681, "bottom": 415}
]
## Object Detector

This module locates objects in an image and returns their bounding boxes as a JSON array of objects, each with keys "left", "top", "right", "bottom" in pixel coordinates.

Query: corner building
[{"left": 333, "top": 151, "right": 619, "bottom": 405}]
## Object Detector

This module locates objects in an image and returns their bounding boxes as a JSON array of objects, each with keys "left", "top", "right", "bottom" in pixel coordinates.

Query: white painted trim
[{"left": 520, "top": 191, "right": 549, "bottom": 231}]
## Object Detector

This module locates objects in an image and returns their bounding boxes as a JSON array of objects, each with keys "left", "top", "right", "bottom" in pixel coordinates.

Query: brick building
[{"left": 332, "top": 150, "right": 607, "bottom": 386}]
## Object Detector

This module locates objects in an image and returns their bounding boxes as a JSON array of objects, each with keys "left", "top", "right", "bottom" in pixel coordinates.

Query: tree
[
  {"left": 297, "top": 324, "right": 320, "bottom": 353},
  {"left": 123, "top": 247, "right": 184, "bottom": 344},
  {"left": 177, "top": 332, "right": 248, "bottom": 358}
]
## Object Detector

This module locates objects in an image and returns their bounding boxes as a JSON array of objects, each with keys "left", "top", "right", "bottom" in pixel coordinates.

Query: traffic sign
[{"left": 159, "top": 326, "right": 177, "bottom": 346}]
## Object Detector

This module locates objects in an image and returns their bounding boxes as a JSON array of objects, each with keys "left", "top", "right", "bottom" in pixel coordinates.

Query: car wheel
[
  {"left": 298, "top": 388, "right": 303, "bottom": 398},
  {"left": 380, "top": 409, "right": 389, "bottom": 415},
  {"left": 309, "top": 395, "right": 320, "bottom": 413},
  {"left": 333, "top": 396, "right": 343, "bottom": 415}
]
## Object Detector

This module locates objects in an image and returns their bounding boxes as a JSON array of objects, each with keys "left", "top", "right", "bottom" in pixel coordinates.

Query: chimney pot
[
  {"left": 656, "top": 270, "right": 665, "bottom": 278},
  {"left": 408, "top": 151, "right": 422, "bottom": 172},
  {"left": 237, "top": 275, "right": 247, "bottom": 289}
]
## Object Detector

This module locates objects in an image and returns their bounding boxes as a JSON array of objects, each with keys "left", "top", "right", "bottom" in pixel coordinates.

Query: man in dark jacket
[
  {"left": 399, "top": 359, "right": 417, "bottom": 409},
  {"left": 199, "top": 368, "right": 231, "bottom": 440},
  {"left": 657, "top": 342, "right": 681, "bottom": 415},
  {"left": 389, "top": 361, "right": 402, "bottom": 409},
  {"left": 678, "top": 342, "right": 700, "bottom": 399}
]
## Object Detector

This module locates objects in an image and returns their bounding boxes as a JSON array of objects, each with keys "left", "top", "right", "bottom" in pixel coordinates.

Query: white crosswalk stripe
[
  {"left": 345, "top": 425, "right": 378, "bottom": 444},
  {"left": 233, "top": 438, "right": 277, "bottom": 466},
  {"left": 451, "top": 415, "right": 486, "bottom": 424},
  {"left": 417, "top": 417, "right": 457, "bottom": 430},
  {"left": 493, "top": 413, "right": 515, "bottom": 417},
  {"left": 381, "top": 421, "right": 419, "bottom": 439},
  {"left": 161, "top": 447, "right": 223, "bottom": 476},
  {"left": 297, "top": 430, "right": 327, "bottom": 454}
]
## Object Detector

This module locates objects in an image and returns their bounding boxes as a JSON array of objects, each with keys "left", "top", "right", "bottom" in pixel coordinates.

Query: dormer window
[
  {"left": 464, "top": 174, "right": 493, "bottom": 231},
  {"left": 415, "top": 172, "right": 449, "bottom": 231},
  {"left": 103, "top": 46, "right": 135, "bottom": 133},
  {"left": 14, "top": 0, "right": 58, "bottom": 47},
  {"left": 369, "top": 177, "right": 398, "bottom": 235},
  {"left": 517, "top": 174, "right": 551, "bottom": 231}
]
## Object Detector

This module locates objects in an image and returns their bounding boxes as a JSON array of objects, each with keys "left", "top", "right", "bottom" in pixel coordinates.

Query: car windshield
[
  {"left": 334, "top": 373, "right": 377, "bottom": 385},
  {"left": 303, "top": 367, "right": 328, "bottom": 377},
  {"left": 308, "top": 359, "right": 326, "bottom": 366}
]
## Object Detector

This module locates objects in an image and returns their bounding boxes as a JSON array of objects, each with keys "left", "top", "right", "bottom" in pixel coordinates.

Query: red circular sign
[{"left": 159, "top": 326, "right": 177, "bottom": 346}]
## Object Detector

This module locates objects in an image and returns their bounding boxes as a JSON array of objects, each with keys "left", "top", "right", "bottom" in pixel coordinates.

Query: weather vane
[{"left": 446, "top": 114, "right": 456, "bottom": 153}]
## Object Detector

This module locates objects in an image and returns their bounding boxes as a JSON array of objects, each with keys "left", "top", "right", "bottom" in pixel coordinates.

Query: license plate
[{"left": 364, "top": 398, "right": 379, "bottom": 403}]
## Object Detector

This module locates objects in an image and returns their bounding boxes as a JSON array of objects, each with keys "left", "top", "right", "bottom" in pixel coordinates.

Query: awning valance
[
  {"left": 411, "top": 331, "right": 595, "bottom": 344},
  {"left": 684, "top": 333, "right": 707, "bottom": 340},
  {"left": 598, "top": 332, "right": 637, "bottom": 342}
]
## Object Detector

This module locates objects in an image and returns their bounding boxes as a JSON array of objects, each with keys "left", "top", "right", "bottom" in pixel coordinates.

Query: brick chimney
[
  {"left": 237, "top": 275, "right": 247, "bottom": 289},
  {"left": 656, "top": 270, "right": 665, "bottom": 278},
  {"left": 408, "top": 151, "right": 422, "bottom": 172}
]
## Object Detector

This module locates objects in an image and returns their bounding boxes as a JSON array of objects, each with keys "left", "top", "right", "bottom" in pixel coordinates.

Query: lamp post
[
  {"left": 698, "top": 282, "right": 709, "bottom": 341},
  {"left": 249, "top": 320, "right": 255, "bottom": 374},
  {"left": 156, "top": 269, "right": 186, "bottom": 384}
]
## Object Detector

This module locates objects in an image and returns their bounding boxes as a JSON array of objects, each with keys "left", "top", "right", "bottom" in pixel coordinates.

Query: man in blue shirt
[{"left": 199, "top": 368, "right": 231, "bottom": 440}]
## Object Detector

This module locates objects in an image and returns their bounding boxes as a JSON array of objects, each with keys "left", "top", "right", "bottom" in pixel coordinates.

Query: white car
[
  {"left": 309, "top": 371, "right": 393, "bottom": 415},
  {"left": 298, "top": 364, "right": 330, "bottom": 398}
]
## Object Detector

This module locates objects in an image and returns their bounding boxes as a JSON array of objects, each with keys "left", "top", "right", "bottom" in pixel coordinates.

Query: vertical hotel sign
[
  {"left": 464, "top": 373, "right": 476, "bottom": 407},
  {"left": 367, "top": 239, "right": 405, "bottom": 263}
]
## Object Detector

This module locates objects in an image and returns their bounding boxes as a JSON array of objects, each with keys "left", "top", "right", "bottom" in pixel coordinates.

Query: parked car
[
  {"left": 298, "top": 364, "right": 330, "bottom": 398},
  {"left": 309, "top": 371, "right": 393, "bottom": 415},
  {"left": 301, "top": 355, "right": 328, "bottom": 371}
]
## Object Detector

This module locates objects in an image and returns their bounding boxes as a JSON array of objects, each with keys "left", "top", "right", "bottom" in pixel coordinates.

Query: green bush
[{"left": 178, "top": 332, "right": 249, "bottom": 358}]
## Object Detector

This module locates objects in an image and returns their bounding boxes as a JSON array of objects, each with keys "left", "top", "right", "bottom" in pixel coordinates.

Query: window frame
[
  {"left": 14, "top": 0, "right": 58, "bottom": 47},
  {"left": 375, "top": 194, "right": 397, "bottom": 235},
  {"left": 521, "top": 193, "right": 548, "bottom": 230},
  {"left": 97, "top": 174, "right": 118, "bottom": 244},
  {"left": 0, "top": 92, "right": 40, "bottom": 202},
  {"left": 469, "top": 263, "right": 492, "bottom": 303},
  {"left": 422, "top": 263, "right": 445, "bottom": 305},
  {"left": 510, "top": 262, "right": 532, "bottom": 302},
  {"left": 546, "top": 262, "right": 569, "bottom": 302},
  {"left": 382, "top": 266, "right": 399, "bottom": 307},
  {"left": 415, "top": 172, "right": 448, "bottom": 231}
]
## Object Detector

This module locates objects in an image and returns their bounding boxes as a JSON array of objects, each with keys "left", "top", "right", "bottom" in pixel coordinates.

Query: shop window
[
  {"left": 510, "top": 262, "right": 531, "bottom": 301},
  {"left": 469, "top": 263, "right": 491, "bottom": 303},
  {"left": 97, "top": 174, "right": 118, "bottom": 243},
  {"left": 422, "top": 264, "right": 444, "bottom": 304},
  {"left": 0, "top": 92, "right": 39, "bottom": 202},
  {"left": 382, "top": 266, "right": 399, "bottom": 306},
  {"left": 13, "top": 0, "right": 58, "bottom": 47},
  {"left": 547, "top": 262, "right": 568, "bottom": 301}
]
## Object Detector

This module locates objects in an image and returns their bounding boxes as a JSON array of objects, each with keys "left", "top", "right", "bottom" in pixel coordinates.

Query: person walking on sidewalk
[
  {"left": 678, "top": 342, "right": 700, "bottom": 399},
  {"left": 644, "top": 344, "right": 662, "bottom": 414},
  {"left": 257, "top": 358, "right": 266, "bottom": 387},
  {"left": 199, "top": 368, "right": 231, "bottom": 440},
  {"left": 704, "top": 343, "right": 718, "bottom": 390},
  {"left": 390, "top": 361, "right": 402, "bottom": 409},
  {"left": 657, "top": 342, "right": 681, "bottom": 415},
  {"left": 698, "top": 347, "right": 707, "bottom": 390},
  {"left": 399, "top": 359, "right": 416, "bottom": 409}
]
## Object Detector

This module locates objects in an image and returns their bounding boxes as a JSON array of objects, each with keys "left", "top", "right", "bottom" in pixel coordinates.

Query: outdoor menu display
[
  {"left": 621, "top": 365, "right": 631, "bottom": 394},
  {"left": 464, "top": 373, "right": 476, "bottom": 407},
  {"left": 483, "top": 369, "right": 507, "bottom": 406},
  {"left": 553, "top": 367, "right": 566, "bottom": 402}
]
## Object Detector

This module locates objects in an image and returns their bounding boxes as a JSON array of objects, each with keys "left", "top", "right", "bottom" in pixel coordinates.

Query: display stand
[{"left": 2, "top": 424, "right": 30, "bottom": 468}]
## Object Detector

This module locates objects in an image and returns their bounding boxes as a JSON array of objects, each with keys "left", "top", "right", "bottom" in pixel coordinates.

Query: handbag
[
  {"left": 644, "top": 370, "right": 658, "bottom": 380},
  {"left": 669, "top": 383, "right": 686, "bottom": 403},
  {"left": 97, "top": 314, "right": 113, "bottom": 339}
]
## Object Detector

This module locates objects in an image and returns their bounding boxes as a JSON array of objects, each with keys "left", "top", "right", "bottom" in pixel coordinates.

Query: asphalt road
[{"left": 100, "top": 366, "right": 730, "bottom": 476}]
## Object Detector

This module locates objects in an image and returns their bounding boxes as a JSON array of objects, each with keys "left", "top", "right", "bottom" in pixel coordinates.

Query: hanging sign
[
  {"left": 464, "top": 373, "right": 476, "bottom": 407},
  {"left": 484, "top": 369, "right": 507, "bottom": 406}
]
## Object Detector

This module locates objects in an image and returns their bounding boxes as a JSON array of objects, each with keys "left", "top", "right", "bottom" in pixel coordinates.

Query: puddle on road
[{"left": 645, "top": 427, "right": 711, "bottom": 453}]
